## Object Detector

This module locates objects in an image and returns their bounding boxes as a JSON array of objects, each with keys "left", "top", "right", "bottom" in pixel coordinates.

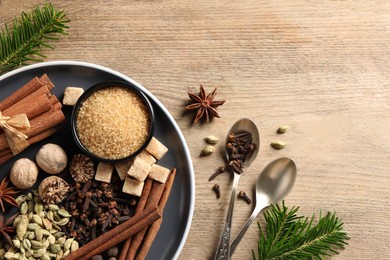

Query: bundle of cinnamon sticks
[
  {"left": 0, "top": 74, "right": 65, "bottom": 164},
  {"left": 64, "top": 168, "right": 177, "bottom": 260}
]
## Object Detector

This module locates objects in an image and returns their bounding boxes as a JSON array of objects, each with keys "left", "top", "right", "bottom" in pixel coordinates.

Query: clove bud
[{"left": 213, "top": 184, "right": 221, "bottom": 199}]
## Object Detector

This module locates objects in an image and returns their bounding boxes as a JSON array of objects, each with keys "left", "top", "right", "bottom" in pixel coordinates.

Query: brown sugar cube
[
  {"left": 95, "top": 162, "right": 114, "bottom": 183},
  {"left": 145, "top": 137, "right": 168, "bottom": 160},
  {"left": 115, "top": 159, "right": 133, "bottom": 181},
  {"left": 62, "top": 87, "right": 84, "bottom": 106},
  {"left": 127, "top": 157, "right": 152, "bottom": 182},
  {"left": 136, "top": 150, "right": 156, "bottom": 165},
  {"left": 148, "top": 164, "right": 170, "bottom": 184},
  {"left": 122, "top": 177, "right": 144, "bottom": 197}
]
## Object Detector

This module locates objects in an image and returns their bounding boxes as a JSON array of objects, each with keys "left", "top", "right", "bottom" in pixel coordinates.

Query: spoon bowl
[
  {"left": 214, "top": 118, "right": 260, "bottom": 260},
  {"left": 225, "top": 118, "right": 260, "bottom": 165},
  {"left": 230, "top": 157, "right": 297, "bottom": 255}
]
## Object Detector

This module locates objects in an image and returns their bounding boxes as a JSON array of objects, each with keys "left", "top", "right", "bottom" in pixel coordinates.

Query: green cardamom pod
[
  {"left": 205, "top": 135, "right": 220, "bottom": 144},
  {"left": 50, "top": 244, "right": 62, "bottom": 254},
  {"left": 54, "top": 218, "right": 69, "bottom": 226},
  {"left": 27, "top": 223, "right": 40, "bottom": 231},
  {"left": 12, "top": 239, "right": 20, "bottom": 249},
  {"left": 200, "top": 145, "right": 215, "bottom": 156},
  {"left": 20, "top": 202, "right": 28, "bottom": 215},
  {"left": 48, "top": 205, "right": 59, "bottom": 212},
  {"left": 42, "top": 218, "right": 52, "bottom": 230},
  {"left": 30, "top": 240, "right": 43, "bottom": 249},
  {"left": 56, "top": 237, "right": 65, "bottom": 245},
  {"left": 277, "top": 125, "right": 290, "bottom": 133},
  {"left": 22, "top": 239, "right": 31, "bottom": 251},
  {"left": 47, "top": 235, "right": 56, "bottom": 245},
  {"left": 64, "top": 238, "right": 74, "bottom": 251},
  {"left": 32, "top": 215, "right": 43, "bottom": 226},
  {"left": 16, "top": 216, "right": 28, "bottom": 240},
  {"left": 16, "top": 195, "right": 27, "bottom": 206},
  {"left": 70, "top": 240, "right": 79, "bottom": 252},
  {"left": 56, "top": 209, "right": 71, "bottom": 218},
  {"left": 270, "top": 141, "right": 287, "bottom": 149},
  {"left": 52, "top": 232, "right": 65, "bottom": 239}
]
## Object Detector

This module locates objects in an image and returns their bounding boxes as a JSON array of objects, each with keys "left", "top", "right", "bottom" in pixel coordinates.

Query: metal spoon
[
  {"left": 214, "top": 118, "right": 260, "bottom": 260},
  {"left": 229, "top": 157, "right": 297, "bottom": 256}
]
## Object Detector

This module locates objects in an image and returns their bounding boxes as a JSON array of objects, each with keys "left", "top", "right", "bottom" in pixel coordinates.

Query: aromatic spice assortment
[{"left": 0, "top": 74, "right": 177, "bottom": 260}]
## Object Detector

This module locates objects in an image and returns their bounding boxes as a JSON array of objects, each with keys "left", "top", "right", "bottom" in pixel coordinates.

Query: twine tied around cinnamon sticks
[{"left": 0, "top": 111, "right": 30, "bottom": 155}]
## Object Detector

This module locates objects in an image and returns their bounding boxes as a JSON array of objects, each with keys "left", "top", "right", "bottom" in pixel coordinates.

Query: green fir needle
[{"left": 0, "top": 3, "right": 70, "bottom": 75}]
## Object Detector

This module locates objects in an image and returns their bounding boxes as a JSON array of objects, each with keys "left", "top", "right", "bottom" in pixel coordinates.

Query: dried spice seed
[
  {"left": 271, "top": 141, "right": 287, "bottom": 150},
  {"left": 205, "top": 135, "right": 220, "bottom": 145},
  {"left": 277, "top": 125, "right": 290, "bottom": 134},
  {"left": 200, "top": 145, "right": 215, "bottom": 157}
]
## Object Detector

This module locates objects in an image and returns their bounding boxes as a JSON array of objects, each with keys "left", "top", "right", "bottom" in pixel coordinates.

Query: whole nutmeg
[
  {"left": 36, "top": 143, "right": 68, "bottom": 174},
  {"left": 10, "top": 158, "right": 39, "bottom": 189},
  {"left": 38, "top": 176, "right": 70, "bottom": 204}
]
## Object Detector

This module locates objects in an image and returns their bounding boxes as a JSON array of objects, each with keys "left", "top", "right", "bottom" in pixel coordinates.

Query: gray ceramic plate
[{"left": 0, "top": 61, "right": 194, "bottom": 260}]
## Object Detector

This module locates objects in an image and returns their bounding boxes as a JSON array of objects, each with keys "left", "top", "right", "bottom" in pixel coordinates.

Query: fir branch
[
  {"left": 253, "top": 202, "right": 350, "bottom": 260},
  {"left": 0, "top": 2, "right": 70, "bottom": 74}
]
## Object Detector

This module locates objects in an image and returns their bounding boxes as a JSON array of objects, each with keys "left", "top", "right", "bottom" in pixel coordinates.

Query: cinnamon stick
[
  {"left": 135, "top": 169, "right": 177, "bottom": 259},
  {"left": 2, "top": 94, "right": 52, "bottom": 119},
  {"left": 38, "top": 74, "right": 54, "bottom": 90},
  {"left": 119, "top": 178, "right": 153, "bottom": 260},
  {"left": 0, "top": 109, "right": 65, "bottom": 151},
  {"left": 64, "top": 206, "right": 162, "bottom": 260},
  {"left": 0, "top": 77, "right": 44, "bottom": 111},
  {"left": 0, "top": 126, "right": 61, "bottom": 165},
  {"left": 125, "top": 181, "right": 166, "bottom": 260}
]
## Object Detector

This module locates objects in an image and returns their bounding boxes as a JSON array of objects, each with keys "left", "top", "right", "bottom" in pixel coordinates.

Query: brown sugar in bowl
[{"left": 71, "top": 81, "right": 154, "bottom": 162}]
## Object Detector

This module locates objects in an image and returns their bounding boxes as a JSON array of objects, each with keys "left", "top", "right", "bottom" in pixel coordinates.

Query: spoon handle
[
  {"left": 229, "top": 204, "right": 264, "bottom": 256},
  {"left": 214, "top": 172, "right": 241, "bottom": 260}
]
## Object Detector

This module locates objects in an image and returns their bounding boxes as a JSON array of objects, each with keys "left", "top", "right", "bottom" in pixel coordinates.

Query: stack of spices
[
  {"left": 226, "top": 130, "right": 256, "bottom": 173},
  {"left": 0, "top": 190, "right": 77, "bottom": 259},
  {"left": 63, "top": 179, "right": 137, "bottom": 246},
  {"left": 0, "top": 74, "right": 65, "bottom": 164}
]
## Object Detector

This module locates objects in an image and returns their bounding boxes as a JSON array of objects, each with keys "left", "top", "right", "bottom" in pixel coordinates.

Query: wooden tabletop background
[{"left": 1, "top": 0, "right": 389, "bottom": 259}]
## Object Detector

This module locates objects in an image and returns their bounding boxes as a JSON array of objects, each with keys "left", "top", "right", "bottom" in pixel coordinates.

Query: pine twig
[
  {"left": 253, "top": 201, "right": 350, "bottom": 260},
  {"left": 0, "top": 3, "right": 70, "bottom": 74}
]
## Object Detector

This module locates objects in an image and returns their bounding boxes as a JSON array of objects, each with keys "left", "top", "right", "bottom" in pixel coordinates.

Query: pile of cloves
[
  {"left": 63, "top": 179, "right": 137, "bottom": 246},
  {"left": 226, "top": 130, "right": 256, "bottom": 173}
]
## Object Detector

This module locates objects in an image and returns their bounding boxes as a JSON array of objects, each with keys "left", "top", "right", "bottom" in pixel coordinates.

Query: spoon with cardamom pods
[
  {"left": 229, "top": 157, "right": 297, "bottom": 256},
  {"left": 214, "top": 118, "right": 260, "bottom": 260}
]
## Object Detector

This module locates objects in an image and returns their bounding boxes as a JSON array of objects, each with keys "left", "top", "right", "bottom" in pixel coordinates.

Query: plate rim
[{"left": 0, "top": 60, "right": 195, "bottom": 259}]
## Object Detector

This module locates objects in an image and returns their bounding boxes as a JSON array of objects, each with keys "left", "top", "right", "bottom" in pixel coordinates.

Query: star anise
[
  {"left": 0, "top": 176, "right": 20, "bottom": 212},
  {"left": 185, "top": 85, "right": 225, "bottom": 123},
  {"left": 0, "top": 212, "right": 17, "bottom": 247}
]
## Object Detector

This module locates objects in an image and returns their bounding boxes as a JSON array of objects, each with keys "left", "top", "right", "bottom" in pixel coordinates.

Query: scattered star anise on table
[
  {"left": 0, "top": 212, "right": 17, "bottom": 247},
  {"left": 0, "top": 176, "right": 20, "bottom": 212},
  {"left": 185, "top": 85, "right": 225, "bottom": 123}
]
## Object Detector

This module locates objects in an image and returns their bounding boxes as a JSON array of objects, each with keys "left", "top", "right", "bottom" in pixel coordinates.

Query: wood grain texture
[{"left": 1, "top": 0, "right": 389, "bottom": 259}]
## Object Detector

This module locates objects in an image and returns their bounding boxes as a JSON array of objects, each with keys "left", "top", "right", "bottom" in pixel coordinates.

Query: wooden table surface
[{"left": 1, "top": 1, "right": 389, "bottom": 259}]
